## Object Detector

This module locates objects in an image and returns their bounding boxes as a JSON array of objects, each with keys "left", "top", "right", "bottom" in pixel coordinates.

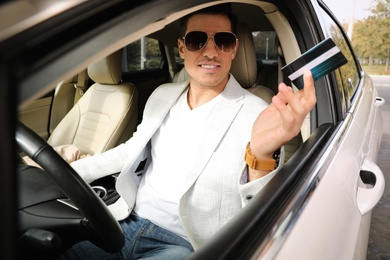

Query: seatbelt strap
[{"left": 73, "top": 69, "right": 88, "bottom": 104}]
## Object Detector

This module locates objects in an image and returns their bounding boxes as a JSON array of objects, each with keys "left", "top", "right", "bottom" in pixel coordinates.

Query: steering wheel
[{"left": 16, "top": 121, "right": 124, "bottom": 253}]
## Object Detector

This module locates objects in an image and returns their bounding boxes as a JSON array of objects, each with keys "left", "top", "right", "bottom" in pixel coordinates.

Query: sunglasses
[{"left": 182, "top": 31, "right": 238, "bottom": 54}]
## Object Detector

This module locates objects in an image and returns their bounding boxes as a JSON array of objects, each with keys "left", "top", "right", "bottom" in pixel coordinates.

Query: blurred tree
[
  {"left": 125, "top": 38, "right": 161, "bottom": 71},
  {"left": 352, "top": 0, "right": 389, "bottom": 70},
  {"left": 369, "top": 0, "right": 389, "bottom": 71}
]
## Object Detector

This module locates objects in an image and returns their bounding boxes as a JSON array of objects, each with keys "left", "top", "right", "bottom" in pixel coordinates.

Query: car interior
[
  {"left": 15, "top": 1, "right": 349, "bottom": 258},
  {"left": 18, "top": 3, "right": 308, "bottom": 164}
]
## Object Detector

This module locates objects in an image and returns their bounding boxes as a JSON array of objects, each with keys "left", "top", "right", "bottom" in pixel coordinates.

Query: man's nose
[{"left": 202, "top": 36, "right": 218, "bottom": 58}]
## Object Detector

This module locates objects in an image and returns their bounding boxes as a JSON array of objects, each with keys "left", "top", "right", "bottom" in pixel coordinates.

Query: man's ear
[{"left": 178, "top": 38, "right": 185, "bottom": 59}]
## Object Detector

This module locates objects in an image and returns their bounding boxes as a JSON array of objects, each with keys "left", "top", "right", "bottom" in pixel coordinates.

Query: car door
[{"left": 273, "top": 1, "right": 385, "bottom": 259}]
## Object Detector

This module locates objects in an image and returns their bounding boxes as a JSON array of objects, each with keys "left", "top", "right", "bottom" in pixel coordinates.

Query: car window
[
  {"left": 252, "top": 31, "right": 278, "bottom": 65},
  {"left": 122, "top": 37, "right": 162, "bottom": 72},
  {"left": 317, "top": 7, "right": 360, "bottom": 111}
]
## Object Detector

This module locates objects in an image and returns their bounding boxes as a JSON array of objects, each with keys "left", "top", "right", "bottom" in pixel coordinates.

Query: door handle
[
  {"left": 357, "top": 159, "right": 385, "bottom": 215},
  {"left": 374, "top": 97, "right": 385, "bottom": 107}
]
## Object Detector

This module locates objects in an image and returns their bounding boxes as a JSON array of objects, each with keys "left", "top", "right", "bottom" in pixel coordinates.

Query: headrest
[
  {"left": 88, "top": 50, "right": 122, "bottom": 84},
  {"left": 230, "top": 23, "right": 257, "bottom": 89}
]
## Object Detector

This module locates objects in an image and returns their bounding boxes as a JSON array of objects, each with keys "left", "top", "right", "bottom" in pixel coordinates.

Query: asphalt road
[{"left": 367, "top": 75, "right": 390, "bottom": 260}]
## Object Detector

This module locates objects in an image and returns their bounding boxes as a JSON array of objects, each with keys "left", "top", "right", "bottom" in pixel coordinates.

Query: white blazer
[{"left": 71, "top": 75, "right": 283, "bottom": 249}]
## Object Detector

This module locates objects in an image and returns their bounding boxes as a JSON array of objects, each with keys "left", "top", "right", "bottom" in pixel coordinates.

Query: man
[{"left": 63, "top": 4, "right": 316, "bottom": 260}]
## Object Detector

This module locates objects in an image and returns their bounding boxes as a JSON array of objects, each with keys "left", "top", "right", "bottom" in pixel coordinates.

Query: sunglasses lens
[
  {"left": 185, "top": 31, "right": 208, "bottom": 52},
  {"left": 184, "top": 31, "right": 237, "bottom": 53},
  {"left": 214, "top": 32, "right": 237, "bottom": 53}
]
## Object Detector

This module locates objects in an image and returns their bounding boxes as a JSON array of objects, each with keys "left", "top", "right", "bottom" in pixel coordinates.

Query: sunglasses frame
[{"left": 182, "top": 31, "right": 238, "bottom": 54}]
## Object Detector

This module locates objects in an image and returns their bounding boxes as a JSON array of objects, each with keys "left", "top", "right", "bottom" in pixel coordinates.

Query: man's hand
[{"left": 248, "top": 71, "right": 316, "bottom": 181}]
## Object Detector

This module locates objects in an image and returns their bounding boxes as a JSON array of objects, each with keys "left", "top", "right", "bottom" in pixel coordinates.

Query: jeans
[{"left": 61, "top": 214, "right": 194, "bottom": 260}]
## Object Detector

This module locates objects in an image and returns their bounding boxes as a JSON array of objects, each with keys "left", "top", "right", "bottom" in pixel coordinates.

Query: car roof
[{"left": 0, "top": 0, "right": 85, "bottom": 42}]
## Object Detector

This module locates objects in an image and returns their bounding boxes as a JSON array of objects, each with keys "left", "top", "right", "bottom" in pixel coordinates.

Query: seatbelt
[{"left": 73, "top": 69, "right": 89, "bottom": 104}]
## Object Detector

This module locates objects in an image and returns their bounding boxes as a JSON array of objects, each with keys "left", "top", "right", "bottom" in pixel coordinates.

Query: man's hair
[{"left": 180, "top": 4, "right": 237, "bottom": 37}]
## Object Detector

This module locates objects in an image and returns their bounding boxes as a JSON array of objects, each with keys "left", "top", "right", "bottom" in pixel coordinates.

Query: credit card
[{"left": 281, "top": 38, "right": 348, "bottom": 89}]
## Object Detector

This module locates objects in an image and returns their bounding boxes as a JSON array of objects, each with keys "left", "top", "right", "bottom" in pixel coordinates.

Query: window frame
[{"left": 317, "top": 0, "right": 363, "bottom": 117}]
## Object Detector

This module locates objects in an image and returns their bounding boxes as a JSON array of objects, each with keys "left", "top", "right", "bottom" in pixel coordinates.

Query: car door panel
[
  {"left": 359, "top": 75, "right": 384, "bottom": 162},
  {"left": 275, "top": 79, "right": 384, "bottom": 259},
  {"left": 276, "top": 116, "right": 365, "bottom": 259}
]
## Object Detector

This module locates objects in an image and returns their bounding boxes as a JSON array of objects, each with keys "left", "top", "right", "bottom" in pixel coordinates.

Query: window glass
[
  {"left": 318, "top": 7, "right": 360, "bottom": 110},
  {"left": 252, "top": 31, "right": 278, "bottom": 64},
  {"left": 122, "top": 37, "right": 162, "bottom": 72}
]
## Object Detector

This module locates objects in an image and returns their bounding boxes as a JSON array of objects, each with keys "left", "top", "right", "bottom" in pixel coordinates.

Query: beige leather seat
[
  {"left": 47, "top": 50, "right": 138, "bottom": 155},
  {"left": 230, "top": 23, "right": 275, "bottom": 104},
  {"left": 49, "top": 71, "right": 86, "bottom": 134}
]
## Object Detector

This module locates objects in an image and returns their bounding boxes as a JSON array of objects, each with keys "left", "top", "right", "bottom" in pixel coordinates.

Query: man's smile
[{"left": 200, "top": 64, "right": 219, "bottom": 69}]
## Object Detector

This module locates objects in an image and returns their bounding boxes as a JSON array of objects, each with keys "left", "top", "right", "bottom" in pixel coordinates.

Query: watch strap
[{"left": 245, "top": 143, "right": 276, "bottom": 171}]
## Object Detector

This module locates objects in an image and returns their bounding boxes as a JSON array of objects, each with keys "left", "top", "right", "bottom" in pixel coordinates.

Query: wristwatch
[{"left": 245, "top": 143, "right": 279, "bottom": 171}]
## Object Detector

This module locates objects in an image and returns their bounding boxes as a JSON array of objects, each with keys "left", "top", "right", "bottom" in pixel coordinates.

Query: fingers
[
  {"left": 275, "top": 71, "right": 316, "bottom": 110},
  {"left": 271, "top": 70, "right": 316, "bottom": 132},
  {"left": 302, "top": 71, "right": 317, "bottom": 106},
  {"left": 272, "top": 90, "right": 297, "bottom": 131}
]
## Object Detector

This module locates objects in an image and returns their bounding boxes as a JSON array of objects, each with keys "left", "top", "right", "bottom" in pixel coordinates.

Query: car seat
[
  {"left": 47, "top": 50, "right": 138, "bottom": 156},
  {"left": 230, "top": 22, "right": 275, "bottom": 104}
]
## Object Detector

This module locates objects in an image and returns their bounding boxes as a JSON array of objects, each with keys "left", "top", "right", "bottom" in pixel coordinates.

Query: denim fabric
[{"left": 61, "top": 214, "right": 194, "bottom": 260}]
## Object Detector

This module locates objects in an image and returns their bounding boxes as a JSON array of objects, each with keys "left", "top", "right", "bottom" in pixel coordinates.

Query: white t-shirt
[{"left": 134, "top": 89, "right": 221, "bottom": 240}]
